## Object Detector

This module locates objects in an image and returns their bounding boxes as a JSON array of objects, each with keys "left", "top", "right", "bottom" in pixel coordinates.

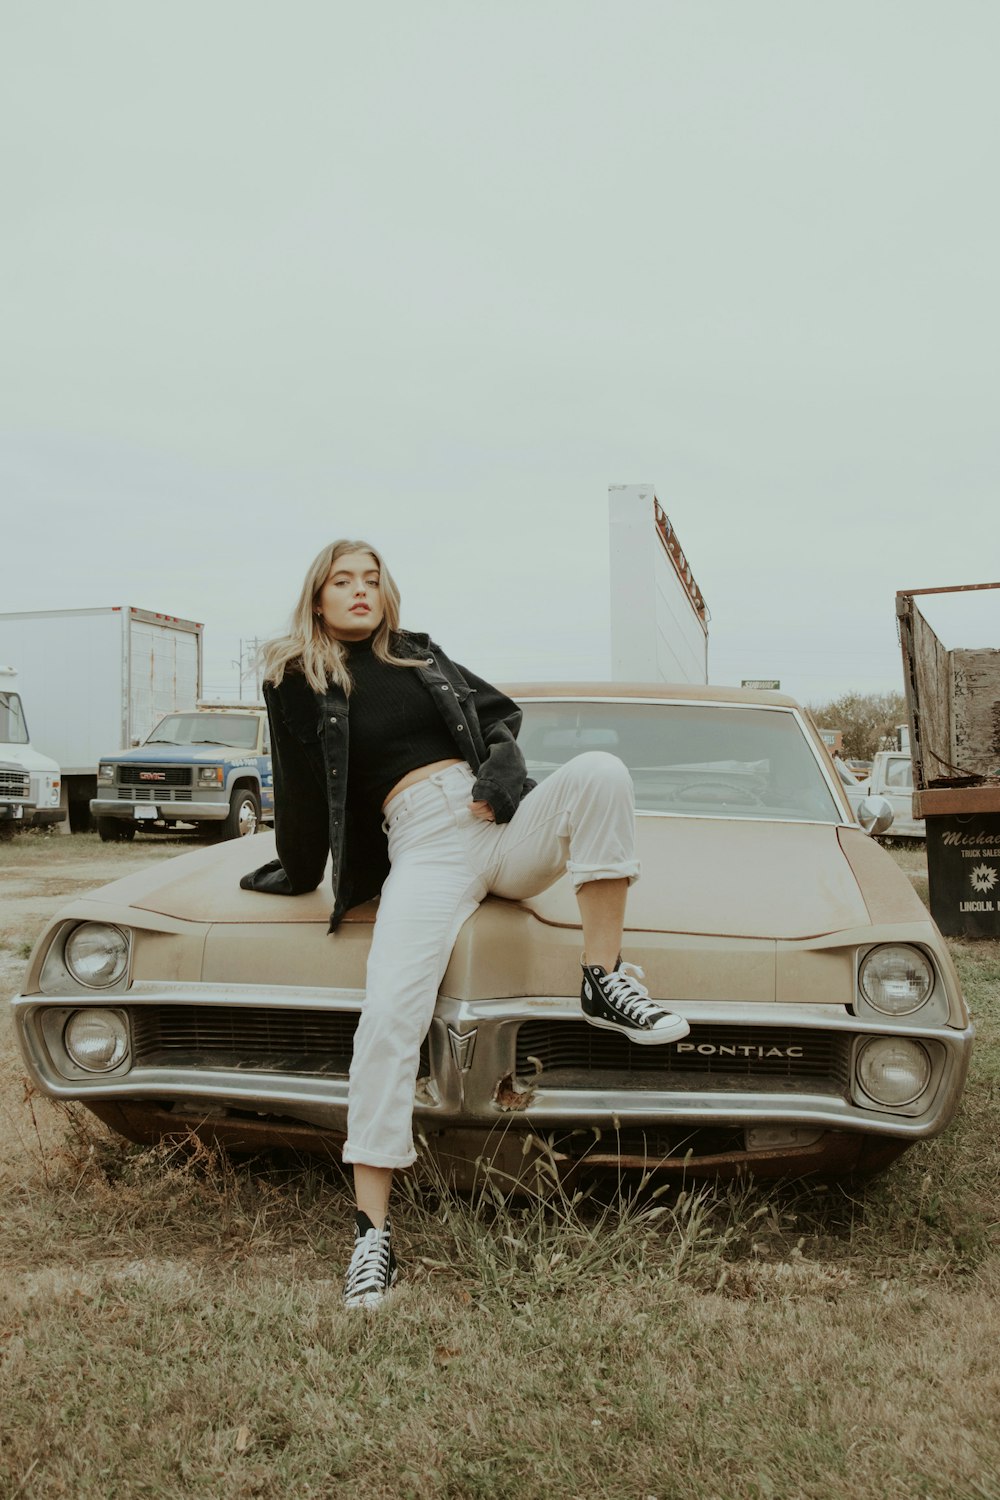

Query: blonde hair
[{"left": 261, "top": 539, "right": 421, "bottom": 694}]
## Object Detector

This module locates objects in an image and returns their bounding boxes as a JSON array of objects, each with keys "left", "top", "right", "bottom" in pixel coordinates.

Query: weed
[{"left": 3, "top": 839, "right": 1000, "bottom": 1498}]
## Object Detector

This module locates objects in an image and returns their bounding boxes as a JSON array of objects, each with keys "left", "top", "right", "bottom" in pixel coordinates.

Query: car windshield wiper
[
  {"left": 143, "top": 738, "right": 181, "bottom": 745},
  {"left": 190, "top": 738, "right": 241, "bottom": 747}
]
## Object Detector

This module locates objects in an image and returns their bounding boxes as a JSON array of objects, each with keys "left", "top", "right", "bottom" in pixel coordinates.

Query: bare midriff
[{"left": 381, "top": 758, "right": 465, "bottom": 811}]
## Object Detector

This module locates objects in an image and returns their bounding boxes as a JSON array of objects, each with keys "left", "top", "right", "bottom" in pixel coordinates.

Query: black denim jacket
[{"left": 239, "top": 630, "right": 535, "bottom": 930}]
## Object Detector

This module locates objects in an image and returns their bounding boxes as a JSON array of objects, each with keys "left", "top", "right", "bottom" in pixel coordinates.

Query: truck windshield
[
  {"left": 145, "top": 714, "right": 260, "bottom": 750},
  {"left": 518, "top": 701, "right": 843, "bottom": 823},
  {"left": 0, "top": 692, "right": 28, "bottom": 745}
]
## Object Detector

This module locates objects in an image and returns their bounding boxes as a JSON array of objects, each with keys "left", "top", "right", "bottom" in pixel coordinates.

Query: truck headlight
[
  {"left": 197, "top": 766, "right": 223, "bottom": 786},
  {"left": 97, "top": 763, "right": 116, "bottom": 786},
  {"left": 856, "top": 1037, "right": 931, "bottom": 1107},
  {"left": 64, "top": 1009, "right": 130, "bottom": 1071},
  {"left": 63, "top": 924, "right": 130, "bottom": 988},
  {"left": 859, "top": 945, "right": 934, "bottom": 1016}
]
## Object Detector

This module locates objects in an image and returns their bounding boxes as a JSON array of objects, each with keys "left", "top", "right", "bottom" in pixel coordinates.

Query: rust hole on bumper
[{"left": 493, "top": 1072, "right": 536, "bottom": 1111}]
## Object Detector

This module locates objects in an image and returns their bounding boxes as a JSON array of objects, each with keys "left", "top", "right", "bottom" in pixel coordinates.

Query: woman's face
[{"left": 316, "top": 550, "right": 385, "bottom": 640}]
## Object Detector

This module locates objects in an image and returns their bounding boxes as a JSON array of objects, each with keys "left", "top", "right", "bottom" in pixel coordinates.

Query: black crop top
[{"left": 344, "top": 634, "right": 461, "bottom": 811}]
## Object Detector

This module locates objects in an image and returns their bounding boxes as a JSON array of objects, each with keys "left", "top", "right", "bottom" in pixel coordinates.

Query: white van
[{"left": 0, "top": 666, "right": 64, "bottom": 829}]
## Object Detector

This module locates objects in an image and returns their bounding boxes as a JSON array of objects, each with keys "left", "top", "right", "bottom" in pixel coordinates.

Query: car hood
[
  {"left": 111, "top": 816, "right": 871, "bottom": 941},
  {"left": 111, "top": 745, "right": 248, "bottom": 761},
  {"left": 0, "top": 742, "right": 59, "bottom": 774},
  {"left": 524, "top": 816, "right": 871, "bottom": 940}
]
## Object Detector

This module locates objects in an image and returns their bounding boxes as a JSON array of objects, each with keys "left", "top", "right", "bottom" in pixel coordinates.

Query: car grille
[
  {"left": 515, "top": 1021, "right": 852, "bottom": 1094},
  {"left": 130, "top": 1006, "right": 429, "bottom": 1079},
  {"left": 117, "top": 786, "right": 194, "bottom": 803},
  {"left": 0, "top": 769, "right": 30, "bottom": 798},
  {"left": 118, "top": 765, "right": 192, "bottom": 787}
]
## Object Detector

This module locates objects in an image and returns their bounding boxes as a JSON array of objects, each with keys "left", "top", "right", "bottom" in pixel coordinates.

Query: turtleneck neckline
[{"left": 343, "top": 632, "right": 376, "bottom": 654}]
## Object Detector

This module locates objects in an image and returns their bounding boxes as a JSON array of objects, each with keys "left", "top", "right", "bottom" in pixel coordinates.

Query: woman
[{"left": 241, "top": 539, "right": 689, "bottom": 1309}]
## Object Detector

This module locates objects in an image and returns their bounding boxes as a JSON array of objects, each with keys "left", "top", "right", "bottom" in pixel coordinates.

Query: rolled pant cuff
[
  {"left": 341, "top": 1143, "right": 417, "bottom": 1170},
  {"left": 568, "top": 859, "right": 641, "bottom": 890}
]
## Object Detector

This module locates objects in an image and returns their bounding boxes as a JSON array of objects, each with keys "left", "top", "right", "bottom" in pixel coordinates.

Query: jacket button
[
  {"left": 330, "top": 770, "right": 338, "bottom": 777},
  {"left": 457, "top": 724, "right": 465, "bottom": 732},
  {"left": 440, "top": 685, "right": 450, "bottom": 692},
  {"left": 329, "top": 716, "right": 337, "bottom": 724}
]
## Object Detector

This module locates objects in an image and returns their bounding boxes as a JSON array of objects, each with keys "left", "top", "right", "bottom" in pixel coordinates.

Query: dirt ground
[{"left": 0, "top": 832, "right": 197, "bottom": 1178}]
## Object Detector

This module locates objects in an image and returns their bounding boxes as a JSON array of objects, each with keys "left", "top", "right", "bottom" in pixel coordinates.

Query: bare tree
[{"left": 807, "top": 691, "right": 907, "bottom": 761}]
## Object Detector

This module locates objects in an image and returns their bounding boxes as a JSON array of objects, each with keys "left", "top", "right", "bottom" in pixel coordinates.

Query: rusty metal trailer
[{"left": 897, "top": 581, "right": 1000, "bottom": 936}]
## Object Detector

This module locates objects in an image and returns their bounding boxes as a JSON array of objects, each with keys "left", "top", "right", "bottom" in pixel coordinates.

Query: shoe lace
[
  {"left": 344, "top": 1225, "right": 392, "bottom": 1302},
  {"left": 603, "top": 962, "right": 665, "bottom": 1024}
]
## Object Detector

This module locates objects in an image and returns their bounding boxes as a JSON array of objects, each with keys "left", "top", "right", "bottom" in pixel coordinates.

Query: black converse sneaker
[
  {"left": 343, "top": 1210, "right": 398, "bottom": 1310},
  {"left": 581, "top": 960, "right": 690, "bottom": 1045}
]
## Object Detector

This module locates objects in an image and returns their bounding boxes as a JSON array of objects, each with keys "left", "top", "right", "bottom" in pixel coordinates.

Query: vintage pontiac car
[{"left": 12, "top": 685, "right": 973, "bottom": 1183}]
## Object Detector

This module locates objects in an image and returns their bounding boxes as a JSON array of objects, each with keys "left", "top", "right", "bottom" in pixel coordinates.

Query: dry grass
[{"left": 1, "top": 837, "right": 999, "bottom": 1499}]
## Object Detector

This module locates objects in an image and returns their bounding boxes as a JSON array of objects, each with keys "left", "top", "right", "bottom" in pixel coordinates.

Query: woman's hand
[{"left": 469, "top": 800, "right": 496, "bottom": 822}]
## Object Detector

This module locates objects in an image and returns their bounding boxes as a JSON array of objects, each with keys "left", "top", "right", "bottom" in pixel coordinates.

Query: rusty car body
[{"left": 12, "top": 684, "right": 972, "bottom": 1183}]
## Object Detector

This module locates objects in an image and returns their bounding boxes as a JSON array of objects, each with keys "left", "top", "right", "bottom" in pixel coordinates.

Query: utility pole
[{"left": 240, "top": 637, "right": 262, "bottom": 701}]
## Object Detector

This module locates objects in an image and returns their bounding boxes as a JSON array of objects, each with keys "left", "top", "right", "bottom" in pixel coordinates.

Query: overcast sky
[{"left": 3, "top": 1, "right": 998, "bottom": 705}]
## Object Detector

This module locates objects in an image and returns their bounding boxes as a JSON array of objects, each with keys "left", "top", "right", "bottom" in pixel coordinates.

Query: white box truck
[
  {"left": 609, "top": 485, "right": 709, "bottom": 683},
  {"left": 0, "top": 608, "right": 203, "bottom": 830},
  {"left": 0, "top": 665, "right": 64, "bottom": 832}
]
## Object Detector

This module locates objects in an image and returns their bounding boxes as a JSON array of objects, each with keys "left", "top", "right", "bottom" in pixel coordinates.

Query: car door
[{"left": 880, "top": 754, "right": 920, "bottom": 836}]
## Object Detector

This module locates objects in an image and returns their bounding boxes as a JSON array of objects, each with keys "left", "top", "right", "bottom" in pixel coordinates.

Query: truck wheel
[
  {"left": 97, "top": 818, "right": 136, "bottom": 843},
  {"left": 221, "top": 788, "right": 260, "bottom": 840}
]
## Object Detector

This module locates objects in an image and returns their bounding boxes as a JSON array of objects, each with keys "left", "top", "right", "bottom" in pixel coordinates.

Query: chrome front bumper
[
  {"left": 1, "top": 802, "right": 32, "bottom": 823},
  {"left": 11, "top": 982, "right": 975, "bottom": 1144},
  {"left": 89, "top": 798, "right": 229, "bottom": 821}
]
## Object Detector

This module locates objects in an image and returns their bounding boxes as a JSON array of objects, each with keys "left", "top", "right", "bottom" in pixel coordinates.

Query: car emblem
[
  {"left": 139, "top": 771, "right": 166, "bottom": 781},
  {"left": 447, "top": 1026, "right": 478, "bottom": 1071},
  {"left": 675, "top": 1041, "right": 805, "bottom": 1059}
]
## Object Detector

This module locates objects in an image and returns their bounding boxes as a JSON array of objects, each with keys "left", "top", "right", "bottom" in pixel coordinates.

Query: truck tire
[
  {"left": 97, "top": 818, "right": 136, "bottom": 843},
  {"left": 220, "top": 787, "right": 260, "bottom": 840}
]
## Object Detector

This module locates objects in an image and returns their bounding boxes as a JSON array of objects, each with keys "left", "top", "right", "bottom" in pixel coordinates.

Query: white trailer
[
  {"left": 0, "top": 607, "right": 203, "bottom": 830},
  {"left": 609, "top": 484, "right": 709, "bottom": 683}
]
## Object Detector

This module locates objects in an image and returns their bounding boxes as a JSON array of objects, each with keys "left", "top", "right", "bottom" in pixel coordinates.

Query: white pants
[{"left": 342, "top": 752, "right": 640, "bottom": 1169}]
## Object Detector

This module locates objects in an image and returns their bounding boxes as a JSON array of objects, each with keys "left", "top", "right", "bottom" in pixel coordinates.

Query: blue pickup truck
[{"left": 90, "top": 704, "right": 273, "bottom": 842}]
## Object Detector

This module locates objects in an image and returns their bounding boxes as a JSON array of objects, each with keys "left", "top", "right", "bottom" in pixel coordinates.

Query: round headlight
[
  {"left": 856, "top": 1037, "right": 931, "bottom": 1107},
  {"left": 64, "top": 1009, "right": 129, "bottom": 1072},
  {"left": 859, "top": 945, "right": 933, "bottom": 1016},
  {"left": 63, "top": 924, "right": 129, "bottom": 988}
]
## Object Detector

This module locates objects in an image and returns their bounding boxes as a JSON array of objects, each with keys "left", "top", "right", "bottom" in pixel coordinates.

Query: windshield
[
  {"left": 0, "top": 692, "right": 28, "bottom": 745},
  {"left": 145, "top": 713, "right": 260, "bottom": 750},
  {"left": 518, "top": 700, "right": 843, "bottom": 822}
]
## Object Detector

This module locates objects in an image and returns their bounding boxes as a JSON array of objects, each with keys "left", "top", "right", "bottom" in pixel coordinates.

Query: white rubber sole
[
  {"left": 344, "top": 1268, "right": 399, "bottom": 1311},
  {"left": 581, "top": 1011, "right": 690, "bottom": 1046}
]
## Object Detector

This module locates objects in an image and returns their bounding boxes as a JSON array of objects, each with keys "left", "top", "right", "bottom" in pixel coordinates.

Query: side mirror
[{"left": 856, "top": 794, "right": 894, "bottom": 836}]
